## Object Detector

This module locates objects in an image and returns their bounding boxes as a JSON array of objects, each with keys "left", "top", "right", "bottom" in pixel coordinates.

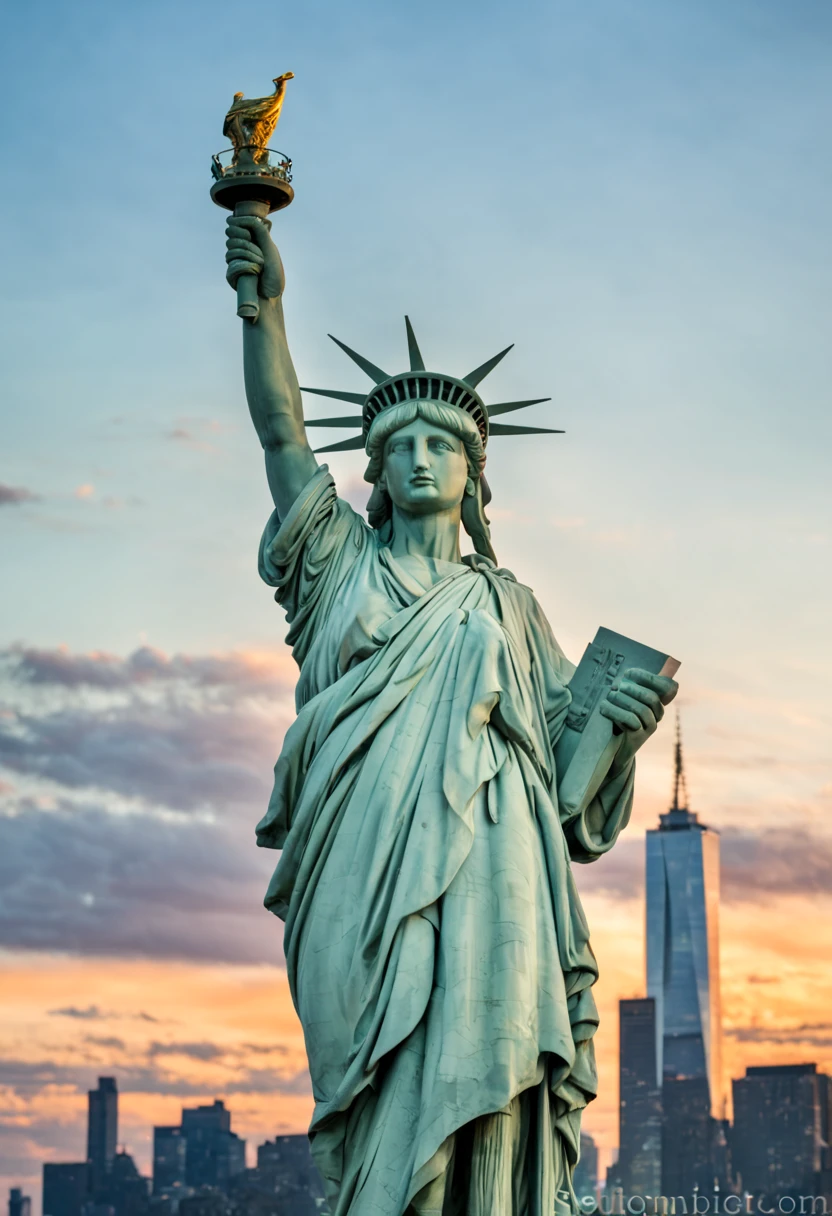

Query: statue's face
[{"left": 382, "top": 417, "right": 469, "bottom": 517}]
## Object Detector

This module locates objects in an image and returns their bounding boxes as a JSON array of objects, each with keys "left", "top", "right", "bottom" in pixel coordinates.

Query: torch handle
[{"left": 233, "top": 199, "right": 270, "bottom": 321}]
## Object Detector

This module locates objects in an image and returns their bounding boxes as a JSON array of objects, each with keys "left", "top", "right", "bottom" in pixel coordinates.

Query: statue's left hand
[{"left": 600, "top": 667, "right": 679, "bottom": 771}]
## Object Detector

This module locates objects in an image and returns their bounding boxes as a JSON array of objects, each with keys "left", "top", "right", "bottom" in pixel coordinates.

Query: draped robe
[{"left": 255, "top": 467, "right": 635, "bottom": 1216}]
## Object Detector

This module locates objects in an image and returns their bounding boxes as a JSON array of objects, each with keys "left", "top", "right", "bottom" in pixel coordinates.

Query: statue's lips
[{"left": 409, "top": 477, "right": 436, "bottom": 487}]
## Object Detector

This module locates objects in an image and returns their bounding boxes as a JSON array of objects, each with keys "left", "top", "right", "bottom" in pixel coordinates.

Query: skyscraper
[
  {"left": 181, "top": 1100, "right": 245, "bottom": 1191},
  {"left": 42, "top": 1164, "right": 89, "bottom": 1216},
  {"left": 8, "top": 1190, "right": 31, "bottom": 1216},
  {"left": 257, "top": 1136, "right": 325, "bottom": 1213},
  {"left": 573, "top": 1132, "right": 599, "bottom": 1205},
  {"left": 646, "top": 717, "right": 722, "bottom": 1195},
  {"left": 104, "top": 1151, "right": 150, "bottom": 1216},
  {"left": 87, "top": 1077, "right": 118, "bottom": 1197},
  {"left": 617, "top": 998, "right": 662, "bottom": 1197},
  {"left": 153, "top": 1126, "right": 187, "bottom": 1196},
  {"left": 732, "top": 1064, "right": 829, "bottom": 1200}
]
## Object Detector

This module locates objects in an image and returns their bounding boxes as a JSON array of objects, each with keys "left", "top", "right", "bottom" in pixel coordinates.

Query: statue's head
[
  {"left": 300, "top": 317, "right": 562, "bottom": 563},
  {"left": 363, "top": 399, "right": 495, "bottom": 561}
]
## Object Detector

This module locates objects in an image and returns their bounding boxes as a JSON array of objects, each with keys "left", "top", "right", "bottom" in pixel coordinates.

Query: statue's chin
[{"left": 392, "top": 491, "right": 463, "bottom": 518}]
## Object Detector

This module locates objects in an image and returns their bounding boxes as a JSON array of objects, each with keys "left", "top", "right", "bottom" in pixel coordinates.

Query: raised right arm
[{"left": 225, "top": 215, "right": 318, "bottom": 518}]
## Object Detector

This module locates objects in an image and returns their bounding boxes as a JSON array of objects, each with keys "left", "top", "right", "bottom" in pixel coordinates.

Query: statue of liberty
[{"left": 223, "top": 216, "right": 678, "bottom": 1216}]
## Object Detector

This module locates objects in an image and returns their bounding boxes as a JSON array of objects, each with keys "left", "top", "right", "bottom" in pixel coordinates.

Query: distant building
[
  {"left": 88, "top": 1078, "right": 119, "bottom": 1198},
  {"left": 573, "top": 1132, "right": 598, "bottom": 1203},
  {"left": 732, "top": 1063, "right": 830, "bottom": 1200},
  {"left": 176, "top": 1192, "right": 230, "bottom": 1216},
  {"left": 646, "top": 718, "right": 723, "bottom": 1195},
  {"left": 256, "top": 1136, "right": 324, "bottom": 1213},
  {"left": 181, "top": 1102, "right": 245, "bottom": 1192},
  {"left": 42, "top": 1164, "right": 89, "bottom": 1216},
  {"left": 617, "top": 998, "right": 661, "bottom": 1197},
  {"left": 153, "top": 1127, "right": 187, "bottom": 1196},
  {"left": 820, "top": 1072, "right": 832, "bottom": 1195},
  {"left": 8, "top": 1190, "right": 31, "bottom": 1216},
  {"left": 102, "top": 1152, "right": 150, "bottom": 1216}
]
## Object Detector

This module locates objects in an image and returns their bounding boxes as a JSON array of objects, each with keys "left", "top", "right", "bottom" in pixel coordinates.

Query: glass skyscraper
[
  {"left": 646, "top": 718, "right": 723, "bottom": 1194},
  {"left": 732, "top": 1064, "right": 830, "bottom": 1200},
  {"left": 617, "top": 998, "right": 662, "bottom": 1197}
]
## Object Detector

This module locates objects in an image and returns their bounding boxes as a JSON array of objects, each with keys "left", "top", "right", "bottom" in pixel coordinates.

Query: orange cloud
[{"left": 0, "top": 953, "right": 312, "bottom": 1201}]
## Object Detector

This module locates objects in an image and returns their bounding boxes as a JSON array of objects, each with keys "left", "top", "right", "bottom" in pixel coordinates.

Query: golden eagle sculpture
[{"left": 223, "top": 71, "right": 294, "bottom": 165}]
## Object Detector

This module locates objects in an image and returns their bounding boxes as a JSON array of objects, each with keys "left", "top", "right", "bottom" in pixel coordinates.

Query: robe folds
[{"left": 255, "top": 467, "right": 635, "bottom": 1216}]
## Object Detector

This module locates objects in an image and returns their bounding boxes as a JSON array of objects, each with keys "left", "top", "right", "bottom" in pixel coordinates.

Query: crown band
[{"left": 364, "top": 373, "right": 489, "bottom": 443}]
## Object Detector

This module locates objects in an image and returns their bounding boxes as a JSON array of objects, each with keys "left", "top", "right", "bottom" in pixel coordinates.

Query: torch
[{"left": 210, "top": 73, "right": 295, "bottom": 322}]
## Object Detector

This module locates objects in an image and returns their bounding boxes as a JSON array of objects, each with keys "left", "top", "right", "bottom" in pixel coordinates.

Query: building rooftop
[{"left": 745, "top": 1063, "right": 818, "bottom": 1077}]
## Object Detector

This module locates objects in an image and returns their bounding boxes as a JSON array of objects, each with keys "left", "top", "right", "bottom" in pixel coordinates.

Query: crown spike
[
  {"left": 305, "top": 416, "right": 363, "bottom": 428},
  {"left": 487, "top": 397, "right": 552, "bottom": 418},
  {"left": 314, "top": 434, "right": 367, "bottom": 453},
  {"left": 405, "top": 316, "right": 425, "bottom": 372},
  {"left": 328, "top": 335, "right": 389, "bottom": 385},
  {"left": 488, "top": 423, "right": 564, "bottom": 436},
  {"left": 300, "top": 387, "right": 367, "bottom": 405},
  {"left": 463, "top": 344, "right": 514, "bottom": 389}
]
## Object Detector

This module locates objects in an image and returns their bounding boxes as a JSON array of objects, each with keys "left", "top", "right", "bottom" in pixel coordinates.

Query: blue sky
[
  {"left": 3, "top": 0, "right": 831, "bottom": 653},
  {"left": 1, "top": 0, "right": 831, "bottom": 1201}
]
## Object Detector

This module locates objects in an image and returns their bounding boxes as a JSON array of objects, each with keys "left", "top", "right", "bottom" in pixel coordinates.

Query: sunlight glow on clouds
[{"left": 1, "top": 642, "right": 830, "bottom": 1197}]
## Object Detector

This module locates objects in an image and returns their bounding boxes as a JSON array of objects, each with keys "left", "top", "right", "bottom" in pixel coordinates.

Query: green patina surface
[{"left": 220, "top": 213, "right": 677, "bottom": 1216}]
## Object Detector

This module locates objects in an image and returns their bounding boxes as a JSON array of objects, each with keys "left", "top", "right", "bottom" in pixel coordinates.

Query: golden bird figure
[{"left": 223, "top": 72, "right": 294, "bottom": 165}]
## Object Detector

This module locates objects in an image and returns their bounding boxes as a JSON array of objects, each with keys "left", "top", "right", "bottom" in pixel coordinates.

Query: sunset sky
[{"left": 2, "top": 0, "right": 831, "bottom": 1210}]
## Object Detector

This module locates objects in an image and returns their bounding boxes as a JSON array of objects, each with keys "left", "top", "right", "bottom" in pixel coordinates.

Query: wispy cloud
[
  {"left": 726, "top": 1023, "right": 832, "bottom": 1048},
  {"left": 720, "top": 828, "right": 832, "bottom": 900},
  {"left": 0, "top": 645, "right": 294, "bottom": 812},
  {"left": 5, "top": 643, "right": 294, "bottom": 693},
  {"left": 48, "top": 1006, "right": 107, "bottom": 1021},
  {"left": 166, "top": 419, "right": 237, "bottom": 453},
  {"left": 574, "top": 826, "right": 832, "bottom": 901},
  {"left": 0, "top": 798, "right": 276, "bottom": 963},
  {"left": 0, "top": 484, "right": 40, "bottom": 507},
  {"left": 0, "top": 1053, "right": 311, "bottom": 1100},
  {"left": 0, "top": 644, "right": 298, "bottom": 963},
  {"left": 48, "top": 1007, "right": 158, "bottom": 1024},
  {"left": 2, "top": 641, "right": 830, "bottom": 969},
  {"left": 83, "top": 1036, "right": 126, "bottom": 1051}
]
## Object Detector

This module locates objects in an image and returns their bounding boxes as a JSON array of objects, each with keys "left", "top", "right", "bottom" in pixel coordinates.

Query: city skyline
[
  {"left": 614, "top": 734, "right": 831, "bottom": 1206},
  {"left": 7, "top": 724, "right": 828, "bottom": 1206},
  {"left": 2, "top": 0, "right": 831, "bottom": 1210},
  {"left": 36, "top": 1077, "right": 323, "bottom": 1216}
]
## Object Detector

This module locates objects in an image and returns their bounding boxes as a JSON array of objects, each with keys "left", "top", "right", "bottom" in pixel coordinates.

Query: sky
[{"left": 1, "top": 0, "right": 831, "bottom": 1207}]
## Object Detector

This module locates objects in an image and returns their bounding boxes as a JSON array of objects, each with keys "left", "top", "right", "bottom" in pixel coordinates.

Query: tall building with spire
[{"left": 646, "top": 715, "right": 723, "bottom": 1195}]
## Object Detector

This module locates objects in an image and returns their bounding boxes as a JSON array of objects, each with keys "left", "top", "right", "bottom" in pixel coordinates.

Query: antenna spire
[{"left": 671, "top": 709, "right": 690, "bottom": 812}]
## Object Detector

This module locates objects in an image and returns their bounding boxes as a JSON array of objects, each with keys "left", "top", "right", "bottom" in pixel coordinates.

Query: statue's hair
[{"left": 362, "top": 399, "right": 496, "bottom": 563}]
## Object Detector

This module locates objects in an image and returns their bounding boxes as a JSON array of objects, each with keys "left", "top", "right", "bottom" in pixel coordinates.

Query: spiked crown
[{"left": 302, "top": 317, "right": 563, "bottom": 453}]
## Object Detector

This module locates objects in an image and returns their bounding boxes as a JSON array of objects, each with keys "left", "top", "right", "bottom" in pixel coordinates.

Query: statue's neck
[{"left": 388, "top": 505, "right": 463, "bottom": 565}]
